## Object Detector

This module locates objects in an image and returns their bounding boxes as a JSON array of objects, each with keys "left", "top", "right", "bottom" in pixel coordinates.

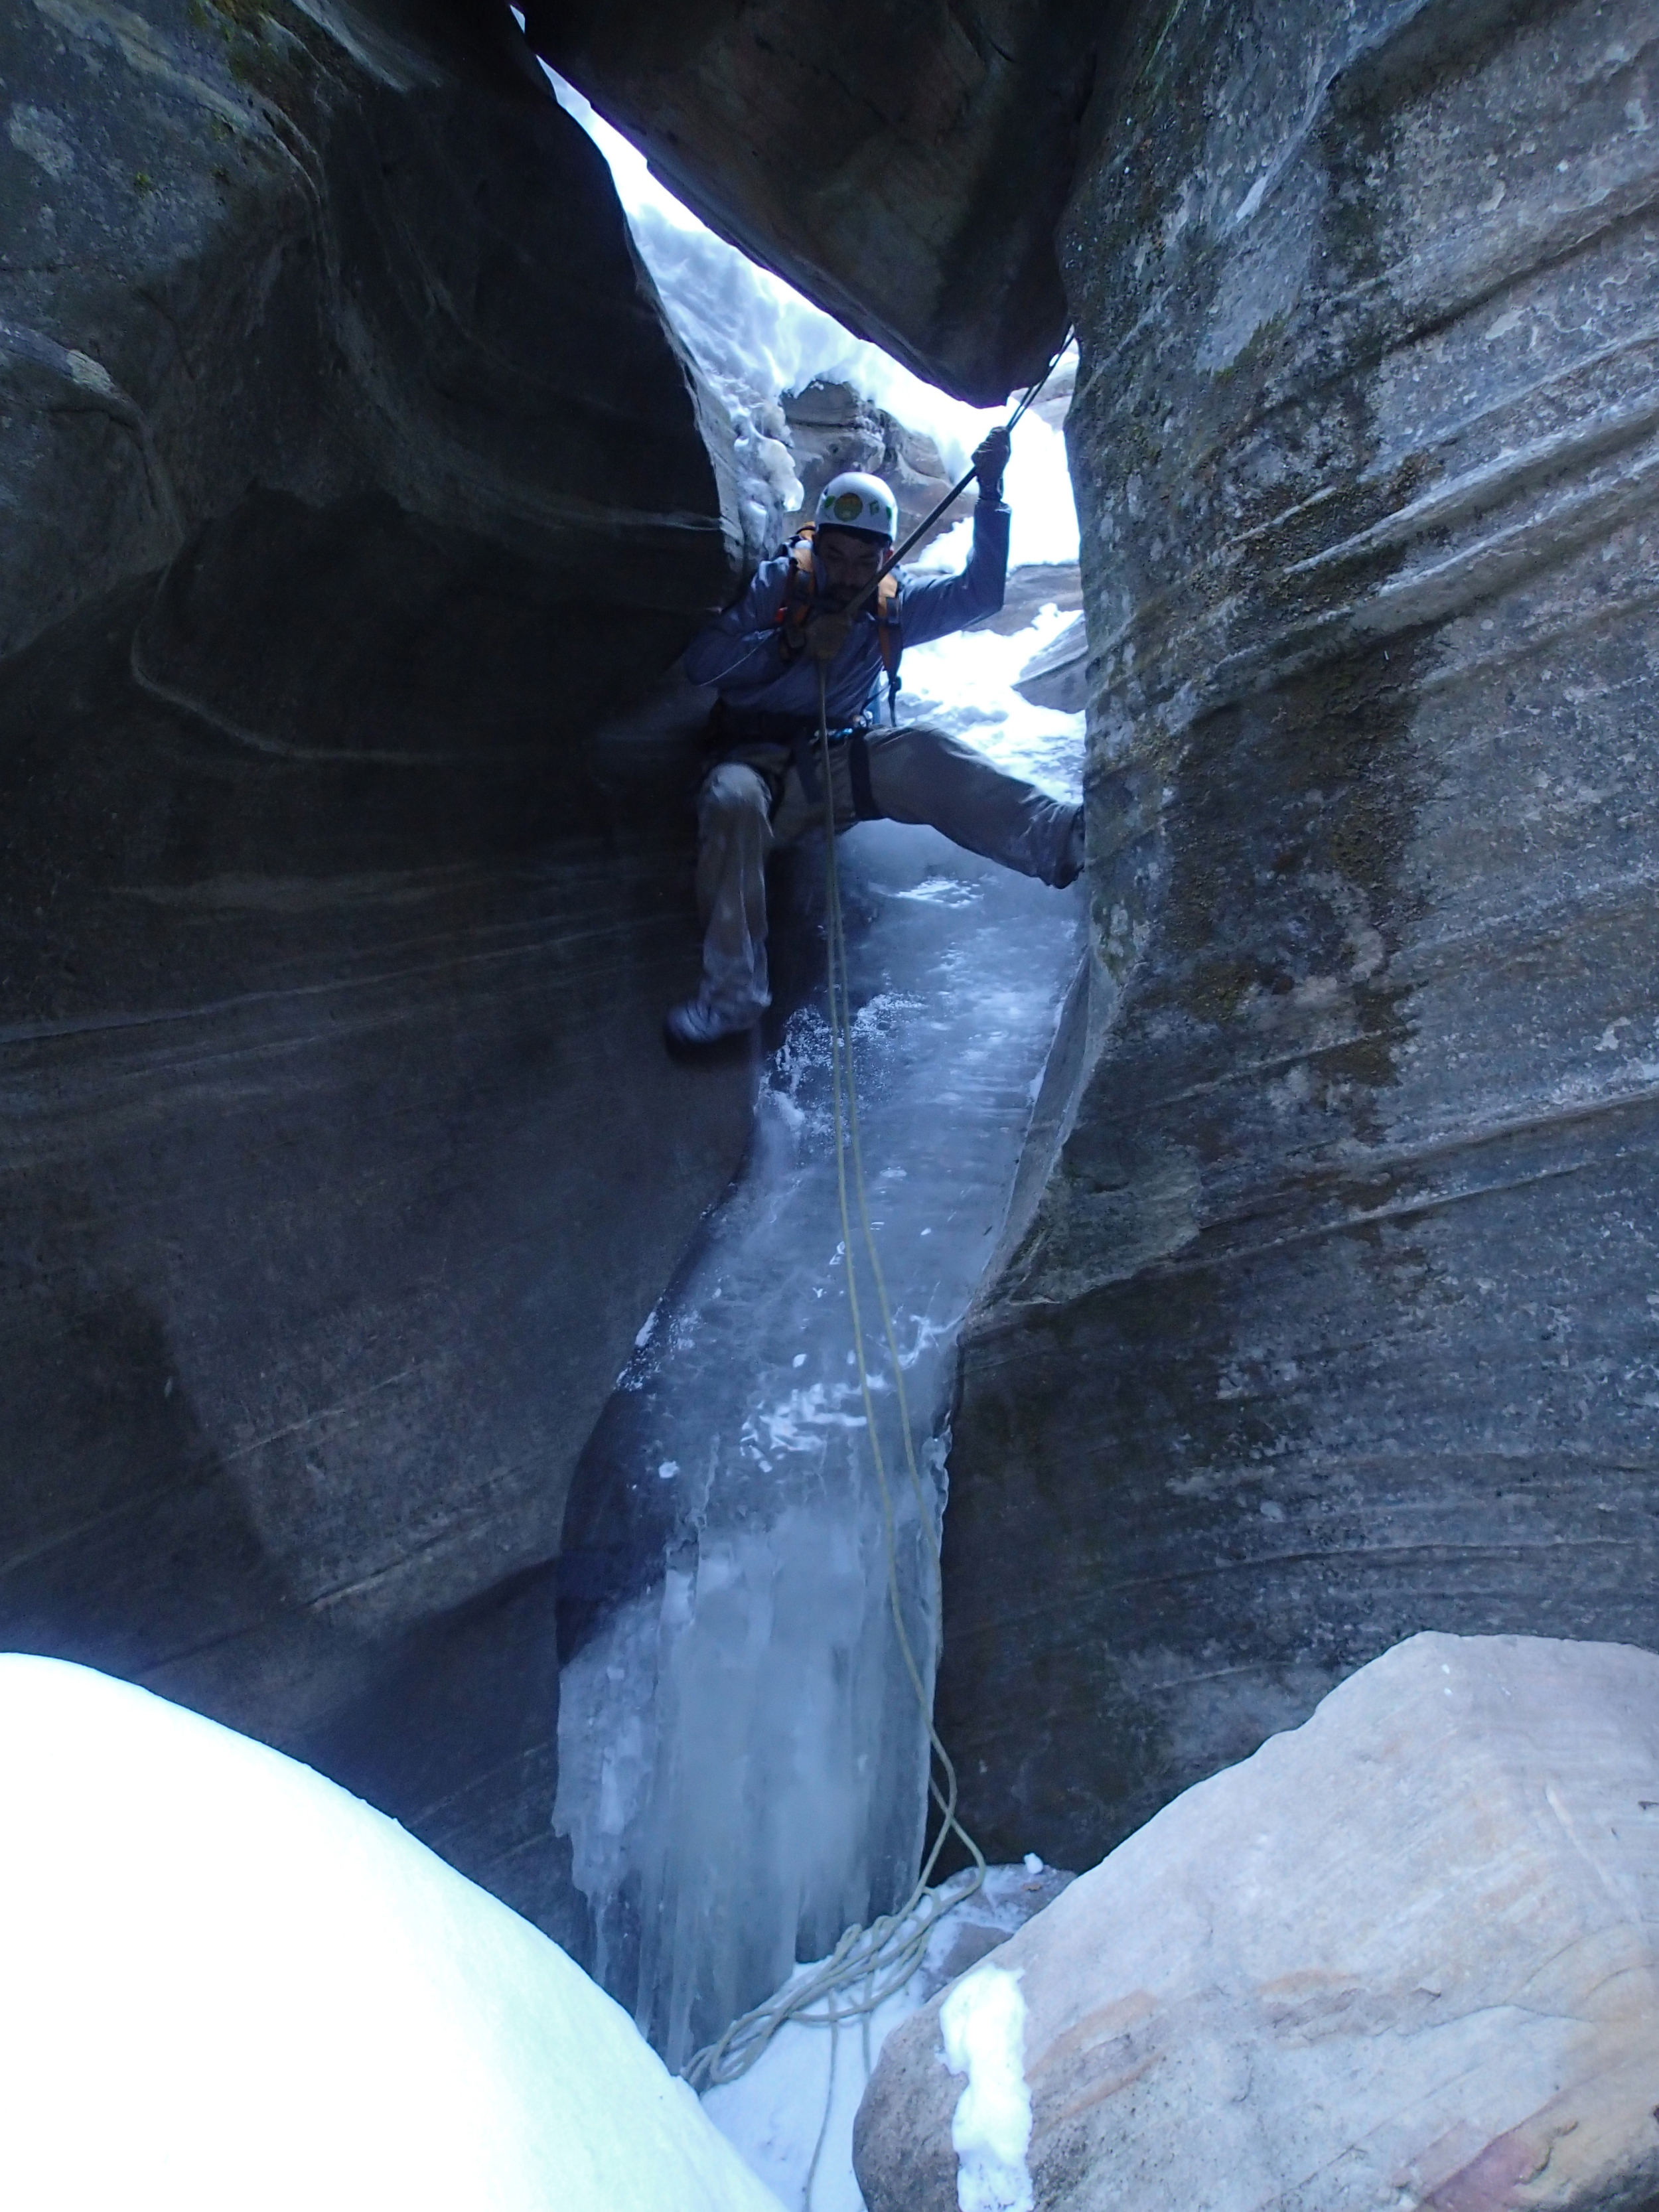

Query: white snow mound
[{"left": 0, "top": 1655, "right": 784, "bottom": 2212}]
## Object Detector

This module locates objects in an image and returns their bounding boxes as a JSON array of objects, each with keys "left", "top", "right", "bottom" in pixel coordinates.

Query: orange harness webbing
[{"left": 772, "top": 524, "right": 902, "bottom": 721}]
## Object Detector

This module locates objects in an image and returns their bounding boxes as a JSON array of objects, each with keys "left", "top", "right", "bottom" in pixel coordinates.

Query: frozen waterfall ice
[{"left": 555, "top": 615, "right": 1086, "bottom": 2069}]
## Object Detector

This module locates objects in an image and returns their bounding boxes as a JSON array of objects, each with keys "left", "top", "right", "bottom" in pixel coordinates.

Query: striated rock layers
[
  {"left": 0, "top": 0, "right": 748, "bottom": 1935},
  {"left": 520, "top": 0, "right": 1099, "bottom": 404},
  {"left": 936, "top": 0, "right": 1659, "bottom": 1873},
  {"left": 857, "top": 1633, "right": 1659, "bottom": 2212}
]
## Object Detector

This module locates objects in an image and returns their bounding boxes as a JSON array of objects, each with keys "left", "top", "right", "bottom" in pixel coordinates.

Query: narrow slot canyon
[{"left": 3, "top": 0, "right": 1658, "bottom": 2205}]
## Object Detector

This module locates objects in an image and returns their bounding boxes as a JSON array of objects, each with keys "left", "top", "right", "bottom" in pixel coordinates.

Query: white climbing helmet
[{"left": 815, "top": 471, "right": 898, "bottom": 541}]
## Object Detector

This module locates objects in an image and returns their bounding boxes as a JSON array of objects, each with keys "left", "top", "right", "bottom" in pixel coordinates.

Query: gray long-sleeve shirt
[{"left": 682, "top": 498, "right": 1010, "bottom": 728}]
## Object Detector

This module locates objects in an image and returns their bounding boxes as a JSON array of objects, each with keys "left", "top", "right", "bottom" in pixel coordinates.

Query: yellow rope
[{"left": 682, "top": 669, "right": 985, "bottom": 2110}]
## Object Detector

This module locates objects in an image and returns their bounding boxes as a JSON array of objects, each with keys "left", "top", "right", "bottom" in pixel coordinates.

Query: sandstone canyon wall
[
  {"left": 0, "top": 0, "right": 751, "bottom": 1933},
  {"left": 937, "top": 0, "right": 1659, "bottom": 1870}
]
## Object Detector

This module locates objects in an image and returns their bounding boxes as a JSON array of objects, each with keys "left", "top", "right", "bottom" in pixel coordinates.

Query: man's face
[{"left": 816, "top": 526, "right": 889, "bottom": 605}]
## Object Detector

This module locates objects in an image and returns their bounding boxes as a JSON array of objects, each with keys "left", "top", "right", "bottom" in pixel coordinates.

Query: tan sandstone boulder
[{"left": 855, "top": 1633, "right": 1659, "bottom": 2212}]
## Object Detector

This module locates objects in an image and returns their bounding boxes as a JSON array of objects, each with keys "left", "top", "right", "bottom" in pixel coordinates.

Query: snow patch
[
  {"left": 0, "top": 1655, "right": 783, "bottom": 2212},
  {"left": 940, "top": 1965, "right": 1035, "bottom": 2212},
  {"left": 902, "top": 603, "right": 1084, "bottom": 796}
]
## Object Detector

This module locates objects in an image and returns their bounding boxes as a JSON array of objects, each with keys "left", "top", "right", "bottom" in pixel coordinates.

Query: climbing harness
[
  {"left": 680, "top": 336, "right": 1078, "bottom": 2154},
  {"left": 774, "top": 521, "right": 905, "bottom": 725},
  {"left": 789, "top": 717, "right": 883, "bottom": 825}
]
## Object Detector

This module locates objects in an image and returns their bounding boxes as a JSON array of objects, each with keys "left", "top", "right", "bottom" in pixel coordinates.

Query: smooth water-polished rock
[
  {"left": 0, "top": 0, "right": 748, "bottom": 1933},
  {"left": 938, "top": 0, "right": 1659, "bottom": 1872},
  {"left": 0, "top": 0, "right": 739, "bottom": 666},
  {"left": 857, "top": 1634, "right": 1659, "bottom": 2212}
]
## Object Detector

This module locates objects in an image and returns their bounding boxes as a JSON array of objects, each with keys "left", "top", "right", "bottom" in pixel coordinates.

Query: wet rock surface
[
  {"left": 0, "top": 0, "right": 748, "bottom": 1928},
  {"left": 520, "top": 0, "right": 1098, "bottom": 403},
  {"left": 938, "top": 0, "right": 1659, "bottom": 1872},
  {"left": 857, "top": 1633, "right": 1659, "bottom": 2212}
]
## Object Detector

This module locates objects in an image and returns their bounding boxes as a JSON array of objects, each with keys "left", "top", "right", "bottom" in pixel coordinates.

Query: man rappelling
[{"left": 666, "top": 423, "right": 1085, "bottom": 1049}]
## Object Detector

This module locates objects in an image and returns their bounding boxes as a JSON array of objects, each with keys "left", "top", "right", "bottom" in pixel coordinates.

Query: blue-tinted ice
[{"left": 554, "top": 617, "right": 1084, "bottom": 2069}]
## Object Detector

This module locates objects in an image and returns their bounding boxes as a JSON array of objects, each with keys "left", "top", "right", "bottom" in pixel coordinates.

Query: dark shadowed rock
[
  {"left": 0, "top": 0, "right": 750, "bottom": 1927},
  {"left": 859, "top": 1634, "right": 1659, "bottom": 2212},
  {"left": 1, "top": 0, "right": 741, "bottom": 662},
  {"left": 937, "top": 0, "right": 1659, "bottom": 1875},
  {"left": 520, "top": 0, "right": 1100, "bottom": 403}
]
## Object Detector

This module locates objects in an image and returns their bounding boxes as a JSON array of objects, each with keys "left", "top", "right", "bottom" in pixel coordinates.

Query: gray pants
[{"left": 693, "top": 723, "right": 1078, "bottom": 1023}]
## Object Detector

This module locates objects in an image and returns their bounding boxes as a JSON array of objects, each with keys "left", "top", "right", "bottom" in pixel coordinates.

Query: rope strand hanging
[
  {"left": 680, "top": 667, "right": 988, "bottom": 2097},
  {"left": 681, "top": 338, "right": 1074, "bottom": 2100}
]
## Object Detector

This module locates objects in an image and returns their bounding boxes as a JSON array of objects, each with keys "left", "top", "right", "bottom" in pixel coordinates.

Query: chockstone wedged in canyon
[{"left": 3, "top": 0, "right": 1659, "bottom": 2141}]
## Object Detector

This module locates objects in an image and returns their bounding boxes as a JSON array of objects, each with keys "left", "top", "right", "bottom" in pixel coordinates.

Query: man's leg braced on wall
[{"left": 866, "top": 724, "right": 1082, "bottom": 886}]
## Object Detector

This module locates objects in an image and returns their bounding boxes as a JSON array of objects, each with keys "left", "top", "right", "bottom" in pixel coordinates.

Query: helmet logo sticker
[{"left": 832, "top": 491, "right": 863, "bottom": 523}]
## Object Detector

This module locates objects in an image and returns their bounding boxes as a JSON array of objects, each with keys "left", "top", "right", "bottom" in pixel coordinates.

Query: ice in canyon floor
[{"left": 554, "top": 589, "right": 1086, "bottom": 2063}]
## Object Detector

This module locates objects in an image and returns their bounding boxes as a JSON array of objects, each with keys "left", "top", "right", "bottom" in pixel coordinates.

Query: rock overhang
[{"left": 514, "top": 0, "right": 1112, "bottom": 405}]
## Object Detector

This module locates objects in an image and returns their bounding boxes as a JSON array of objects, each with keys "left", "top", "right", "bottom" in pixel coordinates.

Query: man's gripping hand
[{"left": 972, "top": 424, "right": 1012, "bottom": 501}]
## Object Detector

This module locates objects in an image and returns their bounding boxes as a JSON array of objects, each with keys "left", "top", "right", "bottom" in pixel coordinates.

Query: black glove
[{"left": 972, "top": 425, "right": 1011, "bottom": 502}]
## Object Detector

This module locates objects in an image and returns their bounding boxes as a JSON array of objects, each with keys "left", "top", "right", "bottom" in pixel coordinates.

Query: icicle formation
[{"left": 715, "top": 388, "right": 804, "bottom": 561}]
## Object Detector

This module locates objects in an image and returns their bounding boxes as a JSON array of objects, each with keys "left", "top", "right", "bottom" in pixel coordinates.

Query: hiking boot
[
  {"left": 664, "top": 995, "right": 758, "bottom": 1051},
  {"left": 1053, "top": 804, "right": 1086, "bottom": 888}
]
